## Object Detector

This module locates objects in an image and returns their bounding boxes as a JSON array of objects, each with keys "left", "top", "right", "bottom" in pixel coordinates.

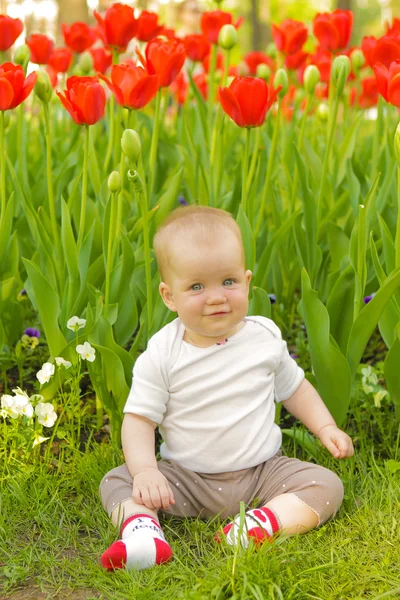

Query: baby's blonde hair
[{"left": 153, "top": 206, "right": 245, "bottom": 281}]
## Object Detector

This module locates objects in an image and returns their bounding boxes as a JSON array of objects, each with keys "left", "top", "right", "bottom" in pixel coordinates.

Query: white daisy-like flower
[
  {"left": 55, "top": 357, "right": 72, "bottom": 369},
  {"left": 36, "top": 362, "right": 55, "bottom": 385},
  {"left": 67, "top": 316, "right": 86, "bottom": 332},
  {"left": 76, "top": 341, "right": 96, "bottom": 362},
  {"left": 1, "top": 394, "right": 19, "bottom": 419},
  {"left": 35, "top": 402, "right": 57, "bottom": 427}
]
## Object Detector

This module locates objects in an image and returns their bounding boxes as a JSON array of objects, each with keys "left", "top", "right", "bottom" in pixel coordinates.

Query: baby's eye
[
  {"left": 223, "top": 279, "right": 235, "bottom": 286},
  {"left": 191, "top": 283, "right": 204, "bottom": 291}
]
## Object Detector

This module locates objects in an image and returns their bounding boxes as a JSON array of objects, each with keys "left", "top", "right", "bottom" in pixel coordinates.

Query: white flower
[
  {"left": 55, "top": 357, "right": 72, "bottom": 369},
  {"left": 33, "top": 434, "right": 50, "bottom": 447},
  {"left": 20, "top": 402, "right": 34, "bottom": 419},
  {"left": 36, "top": 362, "right": 55, "bottom": 385},
  {"left": 67, "top": 316, "right": 86, "bottom": 332},
  {"left": 35, "top": 402, "right": 57, "bottom": 427},
  {"left": 76, "top": 341, "right": 96, "bottom": 362},
  {"left": 1, "top": 394, "right": 19, "bottom": 419}
]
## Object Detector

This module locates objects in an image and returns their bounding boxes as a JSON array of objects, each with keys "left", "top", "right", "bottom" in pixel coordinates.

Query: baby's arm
[
  {"left": 281, "top": 379, "right": 354, "bottom": 458},
  {"left": 122, "top": 413, "right": 175, "bottom": 510}
]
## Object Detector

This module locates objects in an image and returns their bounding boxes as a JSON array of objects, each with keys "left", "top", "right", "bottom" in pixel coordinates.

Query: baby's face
[{"left": 159, "top": 231, "right": 252, "bottom": 346}]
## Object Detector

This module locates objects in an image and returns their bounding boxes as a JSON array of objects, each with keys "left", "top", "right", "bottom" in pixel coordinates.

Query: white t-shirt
[{"left": 124, "top": 316, "right": 304, "bottom": 473}]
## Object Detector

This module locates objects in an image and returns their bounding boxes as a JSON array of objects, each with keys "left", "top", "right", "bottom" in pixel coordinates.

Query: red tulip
[
  {"left": 62, "top": 22, "right": 97, "bottom": 53},
  {"left": 0, "top": 15, "right": 23, "bottom": 51},
  {"left": 170, "top": 72, "right": 188, "bottom": 106},
  {"left": 285, "top": 49, "right": 308, "bottom": 70},
  {"left": 386, "top": 18, "right": 400, "bottom": 37},
  {"left": 26, "top": 33, "right": 54, "bottom": 65},
  {"left": 94, "top": 3, "right": 137, "bottom": 51},
  {"left": 219, "top": 76, "right": 278, "bottom": 128},
  {"left": 48, "top": 47, "right": 73, "bottom": 74},
  {"left": 244, "top": 51, "right": 274, "bottom": 75},
  {"left": 56, "top": 76, "right": 106, "bottom": 125},
  {"left": 183, "top": 34, "right": 211, "bottom": 63},
  {"left": 358, "top": 76, "right": 379, "bottom": 108},
  {"left": 145, "top": 38, "right": 186, "bottom": 87},
  {"left": 46, "top": 66, "right": 58, "bottom": 88},
  {"left": 362, "top": 35, "right": 400, "bottom": 69},
  {"left": 136, "top": 11, "right": 162, "bottom": 42},
  {"left": 193, "top": 72, "right": 208, "bottom": 100},
  {"left": 313, "top": 10, "right": 353, "bottom": 52},
  {"left": 272, "top": 19, "right": 308, "bottom": 55},
  {"left": 89, "top": 47, "right": 112, "bottom": 74},
  {"left": 158, "top": 26, "right": 176, "bottom": 39},
  {"left": 0, "top": 63, "right": 37, "bottom": 111},
  {"left": 99, "top": 63, "right": 158, "bottom": 109},
  {"left": 373, "top": 60, "right": 400, "bottom": 107},
  {"left": 201, "top": 11, "right": 243, "bottom": 45},
  {"left": 203, "top": 51, "right": 224, "bottom": 73}
]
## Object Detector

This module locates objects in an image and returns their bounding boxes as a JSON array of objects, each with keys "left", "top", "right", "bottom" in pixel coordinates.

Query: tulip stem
[
  {"left": 43, "top": 103, "right": 60, "bottom": 258},
  {"left": 317, "top": 93, "right": 340, "bottom": 229},
  {"left": 246, "top": 126, "right": 261, "bottom": 196},
  {"left": 396, "top": 166, "right": 400, "bottom": 270},
  {"left": 104, "top": 94, "right": 115, "bottom": 172},
  {"left": 371, "top": 96, "right": 383, "bottom": 178},
  {"left": 207, "top": 44, "right": 218, "bottom": 143},
  {"left": 290, "top": 96, "right": 313, "bottom": 210},
  {"left": 241, "top": 127, "right": 251, "bottom": 215},
  {"left": 148, "top": 88, "right": 162, "bottom": 199},
  {"left": 105, "top": 191, "right": 117, "bottom": 317},
  {"left": 254, "top": 100, "right": 282, "bottom": 238},
  {"left": 77, "top": 125, "right": 90, "bottom": 253},
  {"left": 17, "top": 105, "right": 28, "bottom": 192},
  {"left": 0, "top": 110, "right": 5, "bottom": 219}
]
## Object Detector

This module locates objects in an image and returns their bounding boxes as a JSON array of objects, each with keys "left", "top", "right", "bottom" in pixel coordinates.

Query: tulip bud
[
  {"left": 14, "top": 45, "right": 30, "bottom": 73},
  {"left": 34, "top": 70, "right": 53, "bottom": 104},
  {"left": 121, "top": 129, "right": 141, "bottom": 164},
  {"left": 266, "top": 42, "right": 278, "bottom": 59},
  {"left": 395, "top": 123, "right": 400, "bottom": 167},
  {"left": 351, "top": 49, "right": 364, "bottom": 75},
  {"left": 316, "top": 102, "right": 329, "bottom": 121},
  {"left": 331, "top": 55, "right": 351, "bottom": 96},
  {"left": 274, "top": 68, "right": 289, "bottom": 98},
  {"left": 256, "top": 63, "right": 271, "bottom": 81},
  {"left": 127, "top": 169, "right": 145, "bottom": 198},
  {"left": 108, "top": 171, "right": 122, "bottom": 194},
  {"left": 303, "top": 65, "right": 320, "bottom": 96},
  {"left": 218, "top": 24, "right": 238, "bottom": 51},
  {"left": 77, "top": 51, "right": 93, "bottom": 74}
]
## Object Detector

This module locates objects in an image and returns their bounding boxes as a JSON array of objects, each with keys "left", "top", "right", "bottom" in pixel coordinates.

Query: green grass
[{"left": 1, "top": 438, "right": 400, "bottom": 600}]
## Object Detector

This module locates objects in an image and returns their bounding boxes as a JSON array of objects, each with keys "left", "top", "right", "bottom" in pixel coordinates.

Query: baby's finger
[
  {"left": 149, "top": 487, "right": 163, "bottom": 509},
  {"left": 159, "top": 486, "right": 171, "bottom": 510},
  {"left": 140, "top": 487, "right": 156, "bottom": 510},
  {"left": 325, "top": 439, "right": 341, "bottom": 458},
  {"left": 167, "top": 484, "right": 176, "bottom": 504},
  {"left": 132, "top": 487, "right": 144, "bottom": 505}
]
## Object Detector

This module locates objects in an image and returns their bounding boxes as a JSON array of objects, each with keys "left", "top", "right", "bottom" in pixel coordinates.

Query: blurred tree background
[{"left": 1, "top": 0, "right": 400, "bottom": 51}]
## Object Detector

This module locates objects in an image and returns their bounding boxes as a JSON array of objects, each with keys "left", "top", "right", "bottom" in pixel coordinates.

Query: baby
[{"left": 100, "top": 205, "right": 354, "bottom": 571}]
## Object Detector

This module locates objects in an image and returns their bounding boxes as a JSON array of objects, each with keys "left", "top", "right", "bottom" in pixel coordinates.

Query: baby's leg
[
  {"left": 99, "top": 465, "right": 173, "bottom": 571},
  {"left": 218, "top": 454, "right": 344, "bottom": 547}
]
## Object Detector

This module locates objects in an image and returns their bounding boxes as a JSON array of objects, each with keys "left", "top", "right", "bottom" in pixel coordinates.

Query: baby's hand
[
  {"left": 133, "top": 468, "right": 176, "bottom": 511},
  {"left": 318, "top": 425, "right": 354, "bottom": 459}
]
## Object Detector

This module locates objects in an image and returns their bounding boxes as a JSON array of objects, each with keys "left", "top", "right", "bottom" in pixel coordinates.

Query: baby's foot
[
  {"left": 215, "top": 507, "right": 280, "bottom": 548},
  {"left": 101, "top": 514, "right": 173, "bottom": 570}
]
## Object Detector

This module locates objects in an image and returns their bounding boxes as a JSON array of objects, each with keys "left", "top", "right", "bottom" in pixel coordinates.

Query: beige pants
[{"left": 100, "top": 451, "right": 344, "bottom": 526}]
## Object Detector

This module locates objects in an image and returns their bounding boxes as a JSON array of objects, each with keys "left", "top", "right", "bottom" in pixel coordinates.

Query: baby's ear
[{"left": 159, "top": 282, "right": 176, "bottom": 312}]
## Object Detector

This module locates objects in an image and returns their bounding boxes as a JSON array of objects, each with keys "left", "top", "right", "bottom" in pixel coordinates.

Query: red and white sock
[
  {"left": 101, "top": 514, "right": 173, "bottom": 571},
  {"left": 215, "top": 507, "right": 280, "bottom": 548}
]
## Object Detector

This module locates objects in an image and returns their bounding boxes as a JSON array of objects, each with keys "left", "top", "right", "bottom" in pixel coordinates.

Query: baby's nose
[{"left": 206, "top": 290, "right": 227, "bottom": 303}]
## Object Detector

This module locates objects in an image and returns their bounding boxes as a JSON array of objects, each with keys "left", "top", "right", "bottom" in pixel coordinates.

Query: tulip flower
[
  {"left": 313, "top": 10, "right": 353, "bottom": 52},
  {"left": 201, "top": 11, "right": 243, "bottom": 45},
  {"left": 357, "top": 77, "right": 379, "bottom": 108},
  {"left": 285, "top": 49, "right": 308, "bottom": 71},
  {"left": 170, "top": 71, "right": 188, "bottom": 106},
  {"left": 0, "top": 63, "right": 37, "bottom": 111},
  {"left": 94, "top": 2, "right": 137, "bottom": 51},
  {"left": 26, "top": 33, "right": 54, "bottom": 65},
  {"left": 145, "top": 38, "right": 186, "bottom": 87},
  {"left": 373, "top": 60, "right": 400, "bottom": 107},
  {"left": 271, "top": 19, "right": 308, "bottom": 55},
  {"left": 183, "top": 34, "right": 211, "bottom": 63},
  {"left": 309, "top": 48, "right": 332, "bottom": 83},
  {"left": 0, "top": 15, "right": 23, "bottom": 52},
  {"left": 57, "top": 75, "right": 106, "bottom": 125},
  {"left": 386, "top": 18, "right": 400, "bottom": 37},
  {"left": 362, "top": 35, "right": 400, "bottom": 69},
  {"left": 244, "top": 51, "right": 274, "bottom": 76},
  {"left": 219, "top": 76, "right": 278, "bottom": 128},
  {"left": 89, "top": 47, "right": 112, "bottom": 74},
  {"left": 136, "top": 11, "right": 162, "bottom": 42},
  {"left": 62, "top": 22, "right": 98, "bottom": 53},
  {"left": 99, "top": 63, "right": 158, "bottom": 110},
  {"left": 48, "top": 47, "right": 73, "bottom": 74}
]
